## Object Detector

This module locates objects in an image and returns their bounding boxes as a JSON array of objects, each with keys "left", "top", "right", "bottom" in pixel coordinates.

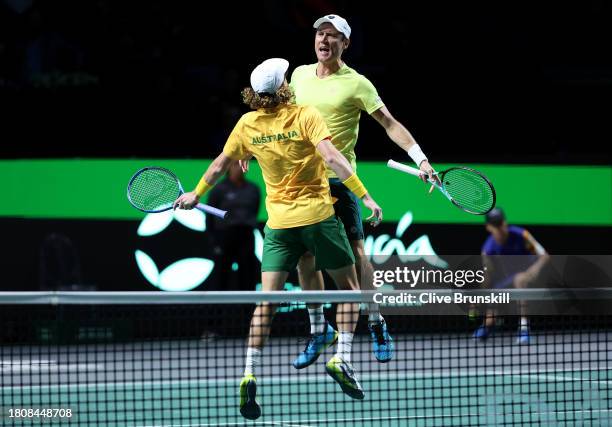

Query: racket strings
[
  {"left": 443, "top": 168, "right": 495, "bottom": 214},
  {"left": 128, "top": 169, "right": 180, "bottom": 211}
]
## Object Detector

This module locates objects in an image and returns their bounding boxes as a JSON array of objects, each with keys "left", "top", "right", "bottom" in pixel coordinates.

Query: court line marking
[
  {"left": 2, "top": 366, "right": 610, "bottom": 391},
  {"left": 141, "top": 423, "right": 315, "bottom": 427},
  {"left": 137, "top": 409, "right": 612, "bottom": 427},
  {"left": 1, "top": 362, "right": 104, "bottom": 373},
  {"left": 515, "top": 372, "right": 612, "bottom": 386}
]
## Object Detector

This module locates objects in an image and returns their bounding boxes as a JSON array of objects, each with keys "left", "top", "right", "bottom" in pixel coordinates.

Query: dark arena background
[{"left": 1, "top": 1, "right": 611, "bottom": 426}]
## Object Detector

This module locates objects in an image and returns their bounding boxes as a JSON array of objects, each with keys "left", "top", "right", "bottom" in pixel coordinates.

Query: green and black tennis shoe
[
  {"left": 239, "top": 374, "right": 261, "bottom": 420},
  {"left": 325, "top": 356, "right": 364, "bottom": 400}
]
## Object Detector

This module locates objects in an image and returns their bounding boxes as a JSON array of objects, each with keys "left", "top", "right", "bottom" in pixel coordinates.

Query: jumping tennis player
[
  {"left": 288, "top": 14, "right": 437, "bottom": 366},
  {"left": 174, "top": 58, "right": 383, "bottom": 419},
  {"left": 474, "top": 207, "right": 550, "bottom": 344}
]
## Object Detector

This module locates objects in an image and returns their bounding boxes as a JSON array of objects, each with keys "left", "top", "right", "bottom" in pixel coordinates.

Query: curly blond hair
[{"left": 241, "top": 85, "right": 294, "bottom": 110}]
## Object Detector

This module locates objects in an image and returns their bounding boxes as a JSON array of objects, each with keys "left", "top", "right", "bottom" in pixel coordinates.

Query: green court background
[{"left": 2, "top": 159, "right": 611, "bottom": 225}]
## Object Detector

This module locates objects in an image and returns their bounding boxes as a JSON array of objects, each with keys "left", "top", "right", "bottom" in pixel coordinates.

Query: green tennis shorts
[
  {"left": 329, "top": 178, "right": 364, "bottom": 241},
  {"left": 261, "top": 215, "right": 355, "bottom": 272}
]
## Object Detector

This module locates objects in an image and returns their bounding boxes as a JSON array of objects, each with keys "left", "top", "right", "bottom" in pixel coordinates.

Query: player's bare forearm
[
  {"left": 386, "top": 120, "right": 418, "bottom": 152},
  {"left": 317, "top": 139, "right": 382, "bottom": 225},
  {"left": 327, "top": 153, "right": 354, "bottom": 181},
  {"left": 316, "top": 139, "right": 355, "bottom": 181},
  {"left": 202, "top": 153, "right": 234, "bottom": 186},
  {"left": 174, "top": 153, "right": 234, "bottom": 210},
  {"left": 371, "top": 107, "right": 437, "bottom": 183},
  {"left": 522, "top": 235, "right": 549, "bottom": 280},
  {"left": 385, "top": 122, "right": 438, "bottom": 181},
  {"left": 371, "top": 107, "right": 417, "bottom": 152}
]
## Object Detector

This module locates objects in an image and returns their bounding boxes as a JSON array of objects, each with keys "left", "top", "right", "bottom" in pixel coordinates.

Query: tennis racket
[
  {"left": 387, "top": 160, "right": 496, "bottom": 215},
  {"left": 127, "top": 167, "right": 228, "bottom": 219}
]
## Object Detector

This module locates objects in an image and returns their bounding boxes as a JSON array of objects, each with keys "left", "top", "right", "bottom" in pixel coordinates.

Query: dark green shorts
[
  {"left": 261, "top": 215, "right": 355, "bottom": 272},
  {"left": 329, "top": 178, "right": 364, "bottom": 241}
]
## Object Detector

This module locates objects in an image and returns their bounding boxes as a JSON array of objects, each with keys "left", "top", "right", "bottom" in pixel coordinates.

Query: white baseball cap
[
  {"left": 250, "top": 58, "right": 290, "bottom": 94},
  {"left": 313, "top": 14, "right": 351, "bottom": 38}
]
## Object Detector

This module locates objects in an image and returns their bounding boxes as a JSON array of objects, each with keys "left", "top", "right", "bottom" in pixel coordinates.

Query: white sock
[
  {"left": 368, "top": 303, "right": 383, "bottom": 324},
  {"left": 520, "top": 317, "right": 529, "bottom": 331},
  {"left": 308, "top": 306, "right": 325, "bottom": 334},
  {"left": 335, "top": 332, "right": 354, "bottom": 363},
  {"left": 244, "top": 347, "right": 261, "bottom": 376}
]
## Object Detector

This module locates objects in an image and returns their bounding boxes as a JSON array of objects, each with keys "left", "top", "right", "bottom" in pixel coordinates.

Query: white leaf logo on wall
[
  {"left": 134, "top": 209, "right": 444, "bottom": 292},
  {"left": 135, "top": 209, "right": 212, "bottom": 291},
  {"left": 173, "top": 208, "right": 206, "bottom": 232},
  {"left": 137, "top": 211, "right": 174, "bottom": 237},
  {"left": 158, "top": 258, "right": 214, "bottom": 291},
  {"left": 134, "top": 250, "right": 159, "bottom": 285},
  {"left": 254, "top": 228, "right": 264, "bottom": 263}
]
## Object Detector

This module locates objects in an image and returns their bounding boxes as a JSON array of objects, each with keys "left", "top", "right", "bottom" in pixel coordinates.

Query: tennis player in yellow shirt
[
  {"left": 272, "top": 14, "right": 436, "bottom": 367},
  {"left": 174, "top": 58, "right": 383, "bottom": 419}
]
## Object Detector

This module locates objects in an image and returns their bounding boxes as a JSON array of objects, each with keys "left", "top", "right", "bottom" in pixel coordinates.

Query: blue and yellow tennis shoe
[
  {"left": 368, "top": 319, "right": 394, "bottom": 362},
  {"left": 293, "top": 322, "right": 338, "bottom": 369}
]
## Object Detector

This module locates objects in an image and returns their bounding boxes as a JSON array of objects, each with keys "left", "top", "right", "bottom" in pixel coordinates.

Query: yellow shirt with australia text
[{"left": 223, "top": 104, "right": 335, "bottom": 229}]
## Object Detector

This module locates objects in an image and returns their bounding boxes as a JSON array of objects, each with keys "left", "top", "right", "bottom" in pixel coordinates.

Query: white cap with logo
[
  {"left": 250, "top": 58, "right": 289, "bottom": 94},
  {"left": 313, "top": 14, "right": 351, "bottom": 39}
]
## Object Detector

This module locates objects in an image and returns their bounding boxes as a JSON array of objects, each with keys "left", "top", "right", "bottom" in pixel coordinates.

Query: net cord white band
[{"left": 0, "top": 289, "right": 608, "bottom": 304}]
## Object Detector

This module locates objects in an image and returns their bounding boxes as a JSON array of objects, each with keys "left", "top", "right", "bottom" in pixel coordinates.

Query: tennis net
[{"left": 1, "top": 290, "right": 611, "bottom": 426}]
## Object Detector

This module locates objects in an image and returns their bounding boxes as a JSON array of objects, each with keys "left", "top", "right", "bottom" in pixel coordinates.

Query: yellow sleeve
[
  {"left": 289, "top": 68, "right": 298, "bottom": 92},
  {"left": 222, "top": 116, "right": 250, "bottom": 160},
  {"left": 289, "top": 65, "right": 306, "bottom": 92},
  {"left": 353, "top": 75, "right": 385, "bottom": 114},
  {"left": 302, "top": 106, "right": 332, "bottom": 146}
]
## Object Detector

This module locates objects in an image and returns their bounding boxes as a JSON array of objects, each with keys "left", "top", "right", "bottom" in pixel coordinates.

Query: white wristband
[{"left": 407, "top": 144, "right": 428, "bottom": 166}]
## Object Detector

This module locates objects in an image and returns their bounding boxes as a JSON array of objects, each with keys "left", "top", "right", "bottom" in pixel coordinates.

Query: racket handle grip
[
  {"left": 196, "top": 203, "right": 228, "bottom": 219},
  {"left": 387, "top": 159, "right": 424, "bottom": 178}
]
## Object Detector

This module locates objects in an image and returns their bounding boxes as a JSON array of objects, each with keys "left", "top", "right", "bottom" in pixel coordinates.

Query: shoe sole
[
  {"left": 374, "top": 341, "right": 394, "bottom": 363},
  {"left": 371, "top": 328, "right": 394, "bottom": 363},
  {"left": 375, "top": 353, "right": 393, "bottom": 363},
  {"left": 325, "top": 363, "right": 364, "bottom": 400},
  {"left": 240, "top": 380, "right": 261, "bottom": 420},
  {"left": 293, "top": 331, "right": 338, "bottom": 370},
  {"left": 473, "top": 329, "right": 493, "bottom": 341}
]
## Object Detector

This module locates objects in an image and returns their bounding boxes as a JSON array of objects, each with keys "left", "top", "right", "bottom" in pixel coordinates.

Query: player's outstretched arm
[
  {"left": 316, "top": 139, "right": 382, "bottom": 226},
  {"left": 316, "top": 138, "right": 355, "bottom": 181},
  {"left": 371, "top": 106, "right": 438, "bottom": 184},
  {"left": 173, "top": 153, "right": 234, "bottom": 210}
]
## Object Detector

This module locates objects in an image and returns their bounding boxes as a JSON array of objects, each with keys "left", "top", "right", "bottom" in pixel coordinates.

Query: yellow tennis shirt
[
  {"left": 223, "top": 104, "right": 335, "bottom": 229},
  {"left": 290, "top": 63, "right": 385, "bottom": 178}
]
